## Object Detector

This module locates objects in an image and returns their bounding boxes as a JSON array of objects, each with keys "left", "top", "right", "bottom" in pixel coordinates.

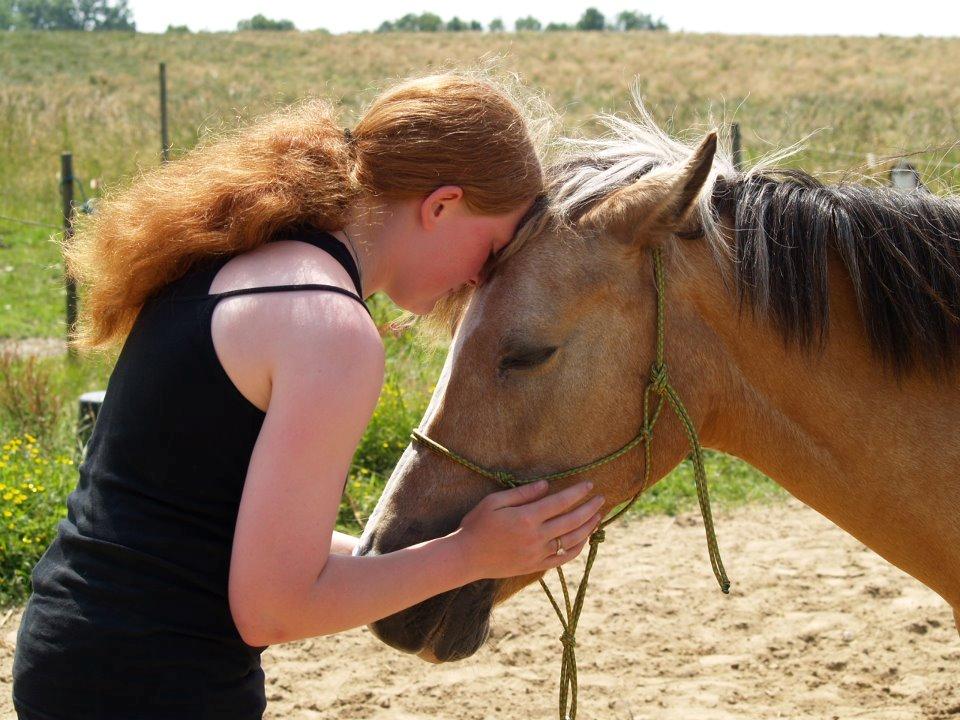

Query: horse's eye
[{"left": 499, "top": 346, "right": 558, "bottom": 372}]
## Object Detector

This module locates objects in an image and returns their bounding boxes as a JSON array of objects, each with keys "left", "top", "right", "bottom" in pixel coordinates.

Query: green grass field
[{"left": 6, "top": 29, "right": 959, "bottom": 606}]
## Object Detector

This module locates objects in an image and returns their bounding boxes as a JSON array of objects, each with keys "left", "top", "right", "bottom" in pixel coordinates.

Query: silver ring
[{"left": 554, "top": 537, "right": 566, "bottom": 556}]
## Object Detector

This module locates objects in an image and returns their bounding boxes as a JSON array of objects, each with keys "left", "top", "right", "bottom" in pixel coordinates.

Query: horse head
[{"left": 355, "top": 130, "right": 729, "bottom": 662}]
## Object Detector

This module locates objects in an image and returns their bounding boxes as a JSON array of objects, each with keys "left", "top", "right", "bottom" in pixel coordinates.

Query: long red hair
[{"left": 64, "top": 68, "right": 552, "bottom": 354}]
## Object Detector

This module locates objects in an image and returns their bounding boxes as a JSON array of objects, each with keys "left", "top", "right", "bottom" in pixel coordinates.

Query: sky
[{"left": 128, "top": 0, "right": 960, "bottom": 36}]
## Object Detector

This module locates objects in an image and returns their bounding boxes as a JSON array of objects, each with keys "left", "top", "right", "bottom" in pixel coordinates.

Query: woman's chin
[
  {"left": 394, "top": 288, "right": 452, "bottom": 316},
  {"left": 417, "top": 292, "right": 446, "bottom": 315}
]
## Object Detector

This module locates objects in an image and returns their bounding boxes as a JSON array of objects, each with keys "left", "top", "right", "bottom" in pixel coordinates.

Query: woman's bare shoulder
[
  {"left": 208, "top": 238, "right": 360, "bottom": 296},
  {"left": 207, "top": 240, "right": 381, "bottom": 414}
]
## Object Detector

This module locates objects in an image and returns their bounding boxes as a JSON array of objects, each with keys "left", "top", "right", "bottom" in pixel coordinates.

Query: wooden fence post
[
  {"left": 160, "top": 62, "right": 170, "bottom": 163},
  {"left": 60, "top": 152, "right": 77, "bottom": 358},
  {"left": 730, "top": 122, "right": 743, "bottom": 172}
]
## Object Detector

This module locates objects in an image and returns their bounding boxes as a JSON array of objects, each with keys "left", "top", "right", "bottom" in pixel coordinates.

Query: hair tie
[{"left": 343, "top": 127, "right": 355, "bottom": 145}]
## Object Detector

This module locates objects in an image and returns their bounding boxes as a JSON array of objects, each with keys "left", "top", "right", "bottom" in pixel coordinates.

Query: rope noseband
[{"left": 410, "top": 248, "right": 731, "bottom": 720}]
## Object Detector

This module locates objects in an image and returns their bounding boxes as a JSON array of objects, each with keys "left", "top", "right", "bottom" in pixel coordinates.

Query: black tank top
[{"left": 12, "top": 226, "right": 370, "bottom": 720}]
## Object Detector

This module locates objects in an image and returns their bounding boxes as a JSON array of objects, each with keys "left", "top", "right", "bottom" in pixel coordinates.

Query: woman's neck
[{"left": 330, "top": 199, "right": 399, "bottom": 301}]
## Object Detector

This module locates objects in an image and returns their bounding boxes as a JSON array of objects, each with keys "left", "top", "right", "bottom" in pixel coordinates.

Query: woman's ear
[
  {"left": 420, "top": 185, "right": 465, "bottom": 229},
  {"left": 578, "top": 131, "right": 718, "bottom": 246}
]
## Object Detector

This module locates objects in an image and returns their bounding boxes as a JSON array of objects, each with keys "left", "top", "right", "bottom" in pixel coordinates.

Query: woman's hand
[{"left": 450, "top": 479, "right": 605, "bottom": 581}]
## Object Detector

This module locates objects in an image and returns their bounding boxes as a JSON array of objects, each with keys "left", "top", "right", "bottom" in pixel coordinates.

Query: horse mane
[
  {"left": 544, "top": 88, "right": 960, "bottom": 378},
  {"left": 712, "top": 170, "right": 960, "bottom": 377}
]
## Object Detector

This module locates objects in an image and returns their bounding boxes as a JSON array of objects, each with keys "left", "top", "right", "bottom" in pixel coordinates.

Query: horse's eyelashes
[{"left": 499, "top": 346, "right": 558, "bottom": 371}]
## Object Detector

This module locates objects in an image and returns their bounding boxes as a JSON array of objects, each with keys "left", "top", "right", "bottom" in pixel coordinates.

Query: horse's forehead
[{"left": 481, "top": 230, "right": 588, "bottom": 315}]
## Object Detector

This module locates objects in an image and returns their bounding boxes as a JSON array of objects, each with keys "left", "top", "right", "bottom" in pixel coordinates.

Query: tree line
[
  {"left": 0, "top": 0, "right": 134, "bottom": 30},
  {"left": 0, "top": 1, "right": 667, "bottom": 33},
  {"left": 378, "top": 9, "right": 667, "bottom": 33}
]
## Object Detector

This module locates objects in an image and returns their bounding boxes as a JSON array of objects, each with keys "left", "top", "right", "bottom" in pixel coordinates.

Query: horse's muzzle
[{"left": 356, "top": 528, "right": 496, "bottom": 661}]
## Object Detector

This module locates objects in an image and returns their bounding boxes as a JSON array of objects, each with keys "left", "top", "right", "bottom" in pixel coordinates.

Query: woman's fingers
[
  {"left": 552, "top": 511, "right": 603, "bottom": 558},
  {"left": 484, "top": 478, "right": 550, "bottom": 510},
  {"left": 527, "top": 479, "right": 595, "bottom": 521},
  {"left": 541, "top": 495, "right": 605, "bottom": 539},
  {"left": 541, "top": 535, "right": 590, "bottom": 570}
]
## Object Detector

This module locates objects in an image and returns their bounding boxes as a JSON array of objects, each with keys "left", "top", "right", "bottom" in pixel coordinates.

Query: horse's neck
[{"left": 698, "top": 259, "right": 960, "bottom": 608}]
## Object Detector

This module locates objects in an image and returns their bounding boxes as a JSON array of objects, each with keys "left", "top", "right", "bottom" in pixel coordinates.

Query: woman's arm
[
  {"left": 227, "top": 292, "right": 602, "bottom": 647},
  {"left": 330, "top": 530, "right": 358, "bottom": 555},
  {"left": 227, "top": 291, "right": 389, "bottom": 647},
  {"left": 270, "top": 479, "right": 596, "bottom": 645}
]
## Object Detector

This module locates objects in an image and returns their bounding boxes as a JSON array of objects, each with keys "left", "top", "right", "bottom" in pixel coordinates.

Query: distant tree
[
  {"left": 514, "top": 15, "right": 541, "bottom": 31},
  {"left": 236, "top": 13, "right": 295, "bottom": 31},
  {"left": 576, "top": 7, "right": 605, "bottom": 31},
  {"left": 545, "top": 22, "right": 572, "bottom": 31},
  {"left": 164, "top": 23, "right": 189, "bottom": 33},
  {"left": 76, "top": 0, "right": 133, "bottom": 29},
  {"left": 615, "top": 10, "right": 668, "bottom": 31},
  {"left": 9, "top": 0, "right": 134, "bottom": 30},
  {"left": 0, "top": 0, "right": 15, "bottom": 29},
  {"left": 417, "top": 11, "right": 442, "bottom": 31},
  {"left": 378, "top": 11, "right": 483, "bottom": 32},
  {"left": 393, "top": 13, "right": 418, "bottom": 30},
  {"left": 488, "top": 17, "right": 504, "bottom": 32},
  {"left": 15, "top": 0, "right": 79, "bottom": 29}
]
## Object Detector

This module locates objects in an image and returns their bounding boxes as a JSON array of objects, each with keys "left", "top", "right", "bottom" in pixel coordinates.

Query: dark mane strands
[{"left": 712, "top": 171, "right": 960, "bottom": 377}]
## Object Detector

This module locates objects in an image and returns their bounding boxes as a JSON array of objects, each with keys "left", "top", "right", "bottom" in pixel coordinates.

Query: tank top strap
[
  {"left": 270, "top": 224, "right": 364, "bottom": 298},
  {"left": 164, "top": 224, "right": 371, "bottom": 317},
  {"left": 209, "top": 283, "right": 372, "bottom": 318}
]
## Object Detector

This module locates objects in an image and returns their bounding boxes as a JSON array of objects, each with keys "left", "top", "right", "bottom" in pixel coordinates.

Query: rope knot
[
  {"left": 494, "top": 470, "right": 517, "bottom": 488},
  {"left": 559, "top": 630, "right": 576, "bottom": 648},
  {"left": 649, "top": 362, "right": 669, "bottom": 395},
  {"left": 590, "top": 528, "right": 606, "bottom": 545}
]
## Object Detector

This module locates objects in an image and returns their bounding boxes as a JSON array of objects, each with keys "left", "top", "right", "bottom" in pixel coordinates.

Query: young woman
[{"left": 11, "top": 71, "right": 604, "bottom": 719}]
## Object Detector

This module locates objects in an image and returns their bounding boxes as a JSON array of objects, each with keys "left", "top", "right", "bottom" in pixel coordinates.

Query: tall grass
[{"left": 3, "top": 31, "right": 960, "bottom": 337}]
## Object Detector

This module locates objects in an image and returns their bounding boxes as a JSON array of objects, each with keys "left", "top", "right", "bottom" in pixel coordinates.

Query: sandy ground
[{"left": 2, "top": 496, "right": 958, "bottom": 719}]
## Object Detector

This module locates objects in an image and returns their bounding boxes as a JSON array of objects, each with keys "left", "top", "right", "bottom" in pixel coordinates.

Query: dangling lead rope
[{"left": 409, "top": 248, "right": 730, "bottom": 720}]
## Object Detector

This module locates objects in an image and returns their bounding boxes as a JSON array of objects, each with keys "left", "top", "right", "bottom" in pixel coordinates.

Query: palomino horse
[{"left": 356, "top": 98, "right": 960, "bottom": 672}]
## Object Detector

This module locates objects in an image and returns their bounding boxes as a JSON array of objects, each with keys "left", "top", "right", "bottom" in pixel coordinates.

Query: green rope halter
[{"left": 409, "top": 248, "right": 731, "bottom": 720}]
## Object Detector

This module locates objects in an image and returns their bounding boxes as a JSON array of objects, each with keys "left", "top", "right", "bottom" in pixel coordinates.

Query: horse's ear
[{"left": 578, "top": 131, "right": 718, "bottom": 245}]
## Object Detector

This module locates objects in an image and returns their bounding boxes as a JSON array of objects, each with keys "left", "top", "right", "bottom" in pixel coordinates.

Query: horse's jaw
[{"left": 366, "top": 577, "right": 497, "bottom": 662}]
